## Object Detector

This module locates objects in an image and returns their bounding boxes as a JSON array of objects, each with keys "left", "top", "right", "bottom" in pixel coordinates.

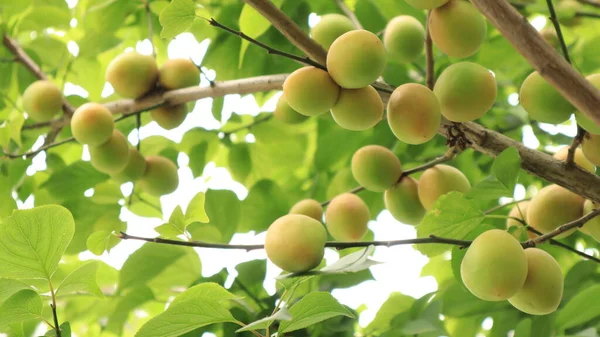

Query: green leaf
[
  {"left": 212, "top": 96, "right": 224, "bottom": 122},
  {"left": 86, "top": 231, "right": 115, "bottom": 256},
  {"left": 44, "top": 322, "right": 71, "bottom": 337},
  {"left": 0, "top": 279, "right": 31, "bottom": 305},
  {"left": 118, "top": 243, "right": 187, "bottom": 292},
  {"left": 492, "top": 146, "right": 521, "bottom": 192},
  {"left": 278, "top": 292, "right": 354, "bottom": 333},
  {"left": 185, "top": 192, "right": 209, "bottom": 224},
  {"left": 135, "top": 283, "right": 237, "bottom": 337},
  {"left": 56, "top": 261, "right": 104, "bottom": 298},
  {"left": 0, "top": 205, "right": 74, "bottom": 280},
  {"left": 416, "top": 192, "right": 485, "bottom": 257},
  {"left": 190, "top": 189, "right": 240, "bottom": 243},
  {"left": 514, "top": 318, "right": 532, "bottom": 337},
  {"left": 41, "top": 161, "right": 109, "bottom": 201},
  {"left": 237, "top": 307, "right": 292, "bottom": 332},
  {"left": 228, "top": 143, "right": 252, "bottom": 183},
  {"left": 159, "top": 0, "right": 196, "bottom": 39},
  {"left": 239, "top": 180, "right": 289, "bottom": 232},
  {"left": 0, "top": 290, "right": 42, "bottom": 325},
  {"left": 279, "top": 246, "right": 379, "bottom": 279},
  {"left": 467, "top": 178, "right": 512, "bottom": 199},
  {"left": 155, "top": 206, "right": 186, "bottom": 238},
  {"left": 556, "top": 283, "right": 600, "bottom": 330},
  {"left": 366, "top": 292, "right": 415, "bottom": 334},
  {"left": 107, "top": 286, "right": 155, "bottom": 335}
]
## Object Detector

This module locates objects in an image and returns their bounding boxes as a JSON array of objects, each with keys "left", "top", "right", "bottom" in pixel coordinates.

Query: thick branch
[
  {"left": 335, "top": 0, "right": 363, "bottom": 29},
  {"left": 469, "top": 0, "right": 600, "bottom": 125},
  {"left": 242, "top": 0, "right": 327, "bottom": 64}
]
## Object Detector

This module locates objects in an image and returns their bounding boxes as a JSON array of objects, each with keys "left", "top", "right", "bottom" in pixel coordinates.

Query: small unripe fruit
[
  {"left": 70, "top": 103, "right": 115, "bottom": 146},
  {"left": 325, "top": 193, "right": 370, "bottom": 241},
  {"left": 429, "top": 0, "right": 487, "bottom": 58},
  {"left": 580, "top": 200, "right": 600, "bottom": 241},
  {"left": 434, "top": 62, "right": 497, "bottom": 122},
  {"left": 327, "top": 30, "right": 387, "bottom": 89},
  {"left": 351, "top": 145, "right": 402, "bottom": 192},
  {"left": 111, "top": 148, "right": 147, "bottom": 183},
  {"left": 22, "top": 80, "right": 63, "bottom": 122},
  {"left": 418, "top": 165, "right": 471, "bottom": 211},
  {"left": 311, "top": 14, "right": 355, "bottom": 50},
  {"left": 384, "top": 177, "right": 426, "bottom": 226},
  {"left": 289, "top": 199, "right": 323, "bottom": 221},
  {"left": 553, "top": 146, "right": 595, "bottom": 173},
  {"left": 519, "top": 71, "right": 574, "bottom": 124},
  {"left": 508, "top": 248, "right": 563, "bottom": 315},
  {"left": 461, "top": 229, "right": 528, "bottom": 301},
  {"left": 405, "top": 0, "right": 448, "bottom": 10},
  {"left": 89, "top": 130, "right": 130, "bottom": 174},
  {"left": 150, "top": 104, "right": 188, "bottom": 130},
  {"left": 283, "top": 67, "right": 341, "bottom": 116},
  {"left": 139, "top": 156, "right": 179, "bottom": 196},
  {"left": 274, "top": 96, "right": 308, "bottom": 124},
  {"left": 265, "top": 214, "right": 327, "bottom": 273},
  {"left": 575, "top": 74, "right": 600, "bottom": 134},
  {"left": 582, "top": 133, "right": 600, "bottom": 166},
  {"left": 106, "top": 52, "right": 158, "bottom": 99},
  {"left": 387, "top": 83, "right": 441, "bottom": 144},
  {"left": 383, "top": 16, "right": 425, "bottom": 64},
  {"left": 158, "top": 58, "right": 200, "bottom": 90},
  {"left": 527, "top": 184, "right": 584, "bottom": 239},
  {"left": 506, "top": 201, "right": 535, "bottom": 240},
  {"left": 330, "top": 86, "right": 383, "bottom": 131}
]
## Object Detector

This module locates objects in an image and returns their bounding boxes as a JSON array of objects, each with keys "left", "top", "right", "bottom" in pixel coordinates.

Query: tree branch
[
  {"left": 117, "top": 231, "right": 471, "bottom": 250},
  {"left": 242, "top": 0, "right": 328, "bottom": 64},
  {"left": 48, "top": 281, "right": 61, "bottom": 337},
  {"left": 526, "top": 226, "right": 600, "bottom": 263},
  {"left": 208, "top": 18, "right": 326, "bottom": 70},
  {"left": 425, "top": 10, "right": 435, "bottom": 90},
  {"left": 526, "top": 208, "right": 600, "bottom": 245},
  {"left": 334, "top": 0, "right": 363, "bottom": 29},
  {"left": 469, "top": 0, "right": 600, "bottom": 125}
]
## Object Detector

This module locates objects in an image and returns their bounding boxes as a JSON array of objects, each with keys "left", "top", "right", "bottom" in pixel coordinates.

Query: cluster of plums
[
  {"left": 276, "top": 0, "right": 499, "bottom": 145},
  {"left": 461, "top": 229, "right": 563, "bottom": 315},
  {"left": 264, "top": 144, "right": 471, "bottom": 273},
  {"left": 20, "top": 52, "right": 203, "bottom": 196}
]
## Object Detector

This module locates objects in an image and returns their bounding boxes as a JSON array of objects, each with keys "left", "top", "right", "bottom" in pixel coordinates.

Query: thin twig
[
  {"left": 334, "top": 0, "right": 363, "bottom": 29},
  {"left": 208, "top": 18, "right": 326, "bottom": 71},
  {"left": 425, "top": 10, "right": 435, "bottom": 90},
  {"left": 544, "top": 0, "right": 587, "bottom": 166},
  {"left": 3, "top": 137, "right": 76, "bottom": 159},
  {"left": 527, "top": 226, "right": 600, "bottom": 263},
  {"left": 222, "top": 115, "right": 273, "bottom": 136},
  {"left": 577, "top": 0, "right": 600, "bottom": 8},
  {"left": 48, "top": 281, "right": 61, "bottom": 337},
  {"left": 118, "top": 231, "right": 472, "bottom": 250},
  {"left": 527, "top": 208, "right": 600, "bottom": 245},
  {"left": 320, "top": 147, "right": 459, "bottom": 207}
]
